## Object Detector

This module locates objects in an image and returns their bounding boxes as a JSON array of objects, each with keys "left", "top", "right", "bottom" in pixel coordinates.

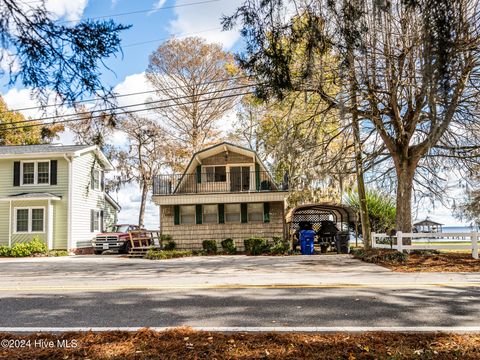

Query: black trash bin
[{"left": 335, "top": 231, "right": 350, "bottom": 254}]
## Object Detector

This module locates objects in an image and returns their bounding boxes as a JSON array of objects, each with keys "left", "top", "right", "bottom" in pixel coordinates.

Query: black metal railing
[{"left": 153, "top": 171, "right": 288, "bottom": 195}]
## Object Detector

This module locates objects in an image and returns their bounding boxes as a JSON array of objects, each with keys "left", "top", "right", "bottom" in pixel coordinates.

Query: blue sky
[{"left": 0, "top": 0, "right": 469, "bottom": 228}]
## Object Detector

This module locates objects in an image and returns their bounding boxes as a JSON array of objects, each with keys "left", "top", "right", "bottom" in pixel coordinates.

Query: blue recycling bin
[{"left": 299, "top": 230, "right": 315, "bottom": 255}]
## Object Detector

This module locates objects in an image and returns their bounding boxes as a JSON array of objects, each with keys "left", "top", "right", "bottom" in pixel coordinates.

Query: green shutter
[
  {"left": 174, "top": 206, "right": 180, "bottom": 225},
  {"left": 218, "top": 204, "right": 225, "bottom": 224},
  {"left": 255, "top": 163, "right": 261, "bottom": 191},
  {"left": 196, "top": 166, "right": 202, "bottom": 183},
  {"left": 263, "top": 202, "right": 270, "bottom": 223},
  {"left": 241, "top": 203, "right": 248, "bottom": 223},
  {"left": 196, "top": 204, "right": 203, "bottom": 224}
]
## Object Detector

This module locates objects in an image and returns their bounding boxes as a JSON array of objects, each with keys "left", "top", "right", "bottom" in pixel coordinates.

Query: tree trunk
[
  {"left": 139, "top": 179, "right": 148, "bottom": 228},
  {"left": 395, "top": 160, "right": 416, "bottom": 244},
  {"left": 352, "top": 116, "right": 372, "bottom": 249}
]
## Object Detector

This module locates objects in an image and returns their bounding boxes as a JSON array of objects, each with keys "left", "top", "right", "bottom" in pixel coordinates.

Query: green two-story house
[{"left": 0, "top": 144, "right": 120, "bottom": 253}]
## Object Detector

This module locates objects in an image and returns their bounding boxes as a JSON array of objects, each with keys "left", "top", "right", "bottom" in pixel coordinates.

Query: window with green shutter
[
  {"left": 241, "top": 203, "right": 248, "bottom": 223},
  {"left": 196, "top": 166, "right": 202, "bottom": 183},
  {"left": 196, "top": 204, "right": 203, "bottom": 224},
  {"left": 218, "top": 204, "right": 225, "bottom": 224},
  {"left": 174, "top": 205, "right": 180, "bottom": 225},
  {"left": 263, "top": 202, "right": 270, "bottom": 223}
]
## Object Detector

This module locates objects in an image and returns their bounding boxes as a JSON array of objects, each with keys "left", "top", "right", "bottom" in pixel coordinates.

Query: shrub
[
  {"left": 0, "top": 238, "right": 48, "bottom": 257},
  {"left": 48, "top": 250, "right": 69, "bottom": 257},
  {"left": 202, "top": 240, "right": 217, "bottom": 254},
  {"left": 344, "top": 188, "right": 396, "bottom": 233},
  {"left": 351, "top": 248, "right": 408, "bottom": 264},
  {"left": 145, "top": 249, "right": 193, "bottom": 260},
  {"left": 244, "top": 237, "right": 269, "bottom": 255},
  {"left": 161, "top": 234, "right": 172, "bottom": 241},
  {"left": 269, "top": 236, "right": 290, "bottom": 255},
  {"left": 221, "top": 238, "right": 237, "bottom": 254},
  {"left": 28, "top": 236, "right": 48, "bottom": 254},
  {"left": 163, "top": 239, "right": 176, "bottom": 251},
  {"left": 0, "top": 246, "right": 11, "bottom": 257},
  {"left": 10, "top": 242, "right": 32, "bottom": 257}
]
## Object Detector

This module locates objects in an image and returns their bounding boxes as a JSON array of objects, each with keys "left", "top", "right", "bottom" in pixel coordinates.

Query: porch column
[
  {"left": 47, "top": 199, "right": 53, "bottom": 250},
  {"left": 8, "top": 200, "right": 12, "bottom": 247}
]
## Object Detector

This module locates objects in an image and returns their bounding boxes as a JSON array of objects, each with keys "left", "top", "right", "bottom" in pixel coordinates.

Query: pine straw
[
  {"left": 352, "top": 249, "right": 480, "bottom": 272},
  {"left": 1, "top": 328, "right": 480, "bottom": 359},
  {"left": 379, "top": 252, "right": 480, "bottom": 272}
]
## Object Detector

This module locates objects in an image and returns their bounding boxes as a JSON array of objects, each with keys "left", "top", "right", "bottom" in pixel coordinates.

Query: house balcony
[{"left": 153, "top": 171, "right": 288, "bottom": 196}]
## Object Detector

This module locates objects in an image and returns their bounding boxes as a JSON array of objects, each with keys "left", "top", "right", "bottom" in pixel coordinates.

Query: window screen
[
  {"left": 225, "top": 204, "right": 240, "bottom": 223},
  {"left": 181, "top": 205, "right": 196, "bottom": 224}
]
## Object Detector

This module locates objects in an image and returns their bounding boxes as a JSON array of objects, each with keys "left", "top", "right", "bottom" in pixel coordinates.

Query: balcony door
[{"left": 230, "top": 166, "right": 250, "bottom": 192}]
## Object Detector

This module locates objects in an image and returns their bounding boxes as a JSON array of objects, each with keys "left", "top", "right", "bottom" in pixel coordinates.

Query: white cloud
[
  {"left": 113, "top": 72, "right": 154, "bottom": 109},
  {"left": 149, "top": 0, "right": 167, "bottom": 14},
  {"left": 169, "top": 0, "right": 243, "bottom": 49},
  {"left": 45, "top": 0, "right": 89, "bottom": 22},
  {"left": 2, "top": 88, "right": 43, "bottom": 118},
  {"left": 113, "top": 183, "right": 159, "bottom": 229}
]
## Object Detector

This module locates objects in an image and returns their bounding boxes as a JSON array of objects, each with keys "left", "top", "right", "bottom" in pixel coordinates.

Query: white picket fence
[{"left": 371, "top": 232, "right": 479, "bottom": 259}]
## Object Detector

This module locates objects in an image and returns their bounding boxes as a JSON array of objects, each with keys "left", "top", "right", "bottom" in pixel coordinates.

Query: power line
[
  {"left": 2, "top": 91, "right": 254, "bottom": 131},
  {"left": 7, "top": 75, "right": 250, "bottom": 113},
  {"left": 58, "top": 0, "right": 221, "bottom": 24},
  {"left": 1, "top": 83, "right": 255, "bottom": 127},
  {"left": 122, "top": 27, "right": 222, "bottom": 48}
]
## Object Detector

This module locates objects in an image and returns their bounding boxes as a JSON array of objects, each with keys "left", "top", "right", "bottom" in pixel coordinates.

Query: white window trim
[
  {"left": 91, "top": 209, "right": 102, "bottom": 233},
  {"left": 92, "top": 169, "right": 103, "bottom": 191},
  {"left": 20, "top": 160, "right": 50, "bottom": 186},
  {"left": 13, "top": 206, "right": 46, "bottom": 234}
]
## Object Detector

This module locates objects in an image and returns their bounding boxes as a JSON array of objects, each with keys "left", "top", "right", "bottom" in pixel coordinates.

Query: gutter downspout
[
  {"left": 64, "top": 154, "right": 73, "bottom": 252},
  {"left": 8, "top": 200, "right": 11, "bottom": 247}
]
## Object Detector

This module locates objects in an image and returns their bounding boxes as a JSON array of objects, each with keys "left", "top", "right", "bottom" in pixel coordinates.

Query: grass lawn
[
  {"left": 352, "top": 249, "right": 480, "bottom": 272},
  {"left": 1, "top": 329, "right": 480, "bottom": 359}
]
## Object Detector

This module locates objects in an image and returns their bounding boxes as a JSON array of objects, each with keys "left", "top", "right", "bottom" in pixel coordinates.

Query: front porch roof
[{"left": 0, "top": 192, "right": 62, "bottom": 201}]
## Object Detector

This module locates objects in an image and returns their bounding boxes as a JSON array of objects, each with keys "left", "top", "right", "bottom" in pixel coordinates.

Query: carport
[{"left": 285, "top": 203, "right": 358, "bottom": 245}]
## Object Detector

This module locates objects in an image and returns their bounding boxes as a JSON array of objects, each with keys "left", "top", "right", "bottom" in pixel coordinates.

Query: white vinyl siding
[{"left": 71, "top": 152, "right": 108, "bottom": 248}]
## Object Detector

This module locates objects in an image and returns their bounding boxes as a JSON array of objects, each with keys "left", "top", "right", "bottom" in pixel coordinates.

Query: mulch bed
[
  {"left": 1, "top": 328, "right": 480, "bottom": 359},
  {"left": 389, "top": 252, "right": 480, "bottom": 272},
  {"left": 352, "top": 249, "right": 480, "bottom": 272}
]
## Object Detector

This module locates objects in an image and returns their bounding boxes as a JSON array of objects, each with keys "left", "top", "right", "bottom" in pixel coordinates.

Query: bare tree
[
  {"left": 67, "top": 105, "right": 115, "bottom": 148},
  {"left": 224, "top": 0, "right": 480, "bottom": 238},
  {"left": 112, "top": 114, "right": 170, "bottom": 227},
  {"left": 145, "top": 37, "right": 243, "bottom": 169}
]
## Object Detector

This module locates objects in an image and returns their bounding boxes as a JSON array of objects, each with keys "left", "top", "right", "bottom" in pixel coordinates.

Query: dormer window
[{"left": 21, "top": 161, "right": 50, "bottom": 185}]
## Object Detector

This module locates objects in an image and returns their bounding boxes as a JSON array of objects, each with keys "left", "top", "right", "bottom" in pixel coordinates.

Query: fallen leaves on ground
[
  {"left": 0, "top": 329, "right": 479, "bottom": 359},
  {"left": 382, "top": 252, "right": 480, "bottom": 272}
]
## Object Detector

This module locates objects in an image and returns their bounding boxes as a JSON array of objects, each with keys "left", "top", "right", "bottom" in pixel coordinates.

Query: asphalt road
[
  {"left": 0, "top": 255, "right": 479, "bottom": 328},
  {"left": 1, "top": 287, "right": 479, "bottom": 328}
]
